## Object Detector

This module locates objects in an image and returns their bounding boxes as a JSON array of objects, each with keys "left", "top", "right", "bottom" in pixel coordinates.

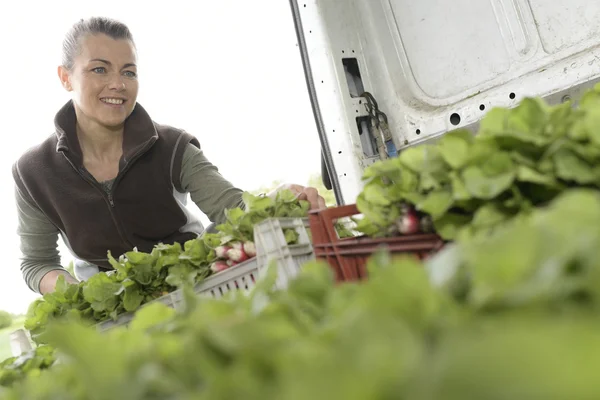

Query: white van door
[{"left": 289, "top": 0, "right": 600, "bottom": 205}]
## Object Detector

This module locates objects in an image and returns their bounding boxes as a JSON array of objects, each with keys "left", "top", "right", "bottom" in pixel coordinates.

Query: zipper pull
[{"left": 108, "top": 193, "right": 115, "bottom": 207}]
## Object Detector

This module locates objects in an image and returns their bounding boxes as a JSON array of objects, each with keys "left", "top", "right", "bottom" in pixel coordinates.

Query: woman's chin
[{"left": 97, "top": 109, "right": 133, "bottom": 128}]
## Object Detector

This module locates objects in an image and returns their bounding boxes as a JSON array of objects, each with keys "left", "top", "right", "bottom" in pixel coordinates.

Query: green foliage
[
  {"left": 4, "top": 189, "right": 600, "bottom": 398},
  {"left": 355, "top": 84, "right": 600, "bottom": 240},
  {"left": 0, "top": 312, "right": 12, "bottom": 330},
  {"left": 24, "top": 190, "right": 311, "bottom": 344}
]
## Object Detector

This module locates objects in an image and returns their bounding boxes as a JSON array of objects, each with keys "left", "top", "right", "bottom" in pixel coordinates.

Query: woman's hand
[
  {"left": 268, "top": 183, "right": 327, "bottom": 211},
  {"left": 39, "top": 270, "right": 79, "bottom": 295}
]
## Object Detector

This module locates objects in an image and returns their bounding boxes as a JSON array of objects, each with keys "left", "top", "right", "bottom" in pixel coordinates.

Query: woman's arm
[
  {"left": 179, "top": 143, "right": 245, "bottom": 225},
  {"left": 14, "top": 185, "right": 78, "bottom": 294}
]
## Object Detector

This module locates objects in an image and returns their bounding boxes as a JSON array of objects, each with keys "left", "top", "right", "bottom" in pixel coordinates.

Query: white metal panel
[
  {"left": 389, "top": 0, "right": 513, "bottom": 99},
  {"left": 529, "top": 0, "right": 600, "bottom": 54},
  {"left": 292, "top": 0, "right": 600, "bottom": 205}
]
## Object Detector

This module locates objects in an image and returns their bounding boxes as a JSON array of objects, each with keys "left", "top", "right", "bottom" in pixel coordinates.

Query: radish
[
  {"left": 210, "top": 261, "right": 229, "bottom": 273},
  {"left": 215, "top": 245, "right": 231, "bottom": 259},
  {"left": 243, "top": 241, "right": 256, "bottom": 258},
  {"left": 397, "top": 210, "right": 420, "bottom": 235},
  {"left": 230, "top": 241, "right": 243, "bottom": 250},
  {"left": 227, "top": 247, "right": 249, "bottom": 263},
  {"left": 226, "top": 259, "right": 239, "bottom": 267}
]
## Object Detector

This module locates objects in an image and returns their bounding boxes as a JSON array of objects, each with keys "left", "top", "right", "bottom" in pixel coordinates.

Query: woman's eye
[
  {"left": 123, "top": 71, "right": 137, "bottom": 78},
  {"left": 92, "top": 67, "right": 106, "bottom": 73}
]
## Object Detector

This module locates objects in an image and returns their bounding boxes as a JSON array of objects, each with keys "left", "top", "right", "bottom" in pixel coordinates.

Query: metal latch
[{"left": 361, "top": 92, "right": 398, "bottom": 160}]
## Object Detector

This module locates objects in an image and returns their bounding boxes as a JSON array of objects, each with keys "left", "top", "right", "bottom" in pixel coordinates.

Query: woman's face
[{"left": 58, "top": 34, "right": 138, "bottom": 130}]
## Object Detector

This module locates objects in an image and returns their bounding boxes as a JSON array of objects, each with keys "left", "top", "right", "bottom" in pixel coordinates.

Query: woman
[{"left": 13, "top": 17, "right": 326, "bottom": 295}]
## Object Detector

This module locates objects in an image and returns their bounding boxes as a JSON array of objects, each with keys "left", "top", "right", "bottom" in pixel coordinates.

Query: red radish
[
  {"left": 243, "top": 241, "right": 256, "bottom": 257},
  {"left": 210, "top": 261, "right": 229, "bottom": 273},
  {"left": 227, "top": 248, "right": 249, "bottom": 263},
  {"left": 230, "top": 241, "right": 243, "bottom": 250},
  {"left": 215, "top": 245, "right": 231, "bottom": 259},
  {"left": 397, "top": 210, "right": 420, "bottom": 235},
  {"left": 227, "top": 259, "right": 239, "bottom": 267}
]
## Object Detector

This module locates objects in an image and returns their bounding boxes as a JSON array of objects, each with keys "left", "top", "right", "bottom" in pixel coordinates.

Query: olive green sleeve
[
  {"left": 14, "top": 185, "right": 66, "bottom": 293},
  {"left": 179, "top": 143, "right": 245, "bottom": 225}
]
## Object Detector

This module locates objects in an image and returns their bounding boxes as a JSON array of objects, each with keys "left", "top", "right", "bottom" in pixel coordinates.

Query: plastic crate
[
  {"left": 96, "top": 217, "right": 314, "bottom": 332},
  {"left": 254, "top": 217, "right": 315, "bottom": 290},
  {"left": 9, "top": 329, "right": 33, "bottom": 357},
  {"left": 308, "top": 204, "right": 445, "bottom": 282}
]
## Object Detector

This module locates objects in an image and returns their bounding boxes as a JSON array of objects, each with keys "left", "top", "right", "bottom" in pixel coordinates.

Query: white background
[{"left": 0, "top": 0, "right": 322, "bottom": 314}]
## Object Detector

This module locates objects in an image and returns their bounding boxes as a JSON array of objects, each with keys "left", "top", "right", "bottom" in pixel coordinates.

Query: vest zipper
[
  {"left": 108, "top": 138, "right": 156, "bottom": 208},
  {"left": 62, "top": 154, "right": 133, "bottom": 249},
  {"left": 62, "top": 137, "right": 157, "bottom": 251}
]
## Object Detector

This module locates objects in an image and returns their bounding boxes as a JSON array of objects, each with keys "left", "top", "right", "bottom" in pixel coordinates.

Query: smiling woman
[
  {"left": 58, "top": 21, "right": 139, "bottom": 182},
  {"left": 11, "top": 16, "right": 326, "bottom": 297}
]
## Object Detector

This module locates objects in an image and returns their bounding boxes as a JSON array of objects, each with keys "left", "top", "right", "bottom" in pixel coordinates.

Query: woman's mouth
[{"left": 100, "top": 98, "right": 126, "bottom": 106}]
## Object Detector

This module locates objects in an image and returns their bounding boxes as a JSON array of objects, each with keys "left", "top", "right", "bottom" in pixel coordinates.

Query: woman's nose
[{"left": 108, "top": 76, "right": 126, "bottom": 91}]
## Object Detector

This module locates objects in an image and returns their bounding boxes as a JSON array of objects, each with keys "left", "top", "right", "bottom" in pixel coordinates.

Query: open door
[{"left": 290, "top": 0, "right": 600, "bottom": 205}]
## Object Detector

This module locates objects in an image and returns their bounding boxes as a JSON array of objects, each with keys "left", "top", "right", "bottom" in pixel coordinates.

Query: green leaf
[
  {"left": 125, "top": 251, "right": 153, "bottom": 265},
  {"left": 449, "top": 171, "right": 471, "bottom": 201},
  {"left": 437, "top": 129, "right": 472, "bottom": 169},
  {"left": 509, "top": 150, "right": 537, "bottom": 168},
  {"left": 362, "top": 184, "right": 392, "bottom": 206},
  {"left": 419, "top": 173, "right": 442, "bottom": 192},
  {"left": 54, "top": 274, "right": 70, "bottom": 294},
  {"left": 417, "top": 190, "right": 454, "bottom": 219},
  {"left": 107, "top": 251, "right": 128, "bottom": 275},
  {"left": 582, "top": 105, "right": 600, "bottom": 147},
  {"left": 356, "top": 193, "right": 388, "bottom": 226},
  {"left": 244, "top": 192, "right": 275, "bottom": 212},
  {"left": 123, "top": 284, "right": 144, "bottom": 312},
  {"left": 202, "top": 233, "right": 222, "bottom": 249},
  {"left": 183, "top": 239, "right": 209, "bottom": 261},
  {"left": 433, "top": 212, "right": 472, "bottom": 240},
  {"left": 82, "top": 273, "right": 121, "bottom": 312},
  {"left": 362, "top": 158, "right": 403, "bottom": 181},
  {"left": 397, "top": 145, "right": 427, "bottom": 172},
  {"left": 129, "top": 302, "right": 176, "bottom": 332},
  {"left": 353, "top": 217, "right": 381, "bottom": 237},
  {"left": 516, "top": 165, "right": 561, "bottom": 188},
  {"left": 155, "top": 253, "right": 180, "bottom": 271},
  {"left": 565, "top": 141, "right": 600, "bottom": 164},
  {"left": 276, "top": 188, "right": 298, "bottom": 203},
  {"left": 131, "top": 262, "right": 155, "bottom": 286},
  {"left": 471, "top": 203, "right": 510, "bottom": 229},
  {"left": 481, "top": 152, "right": 515, "bottom": 177},
  {"left": 462, "top": 165, "right": 515, "bottom": 200},
  {"left": 165, "top": 264, "right": 197, "bottom": 288},
  {"left": 480, "top": 100, "right": 550, "bottom": 148},
  {"left": 284, "top": 228, "right": 300, "bottom": 245},
  {"left": 399, "top": 144, "right": 447, "bottom": 174},
  {"left": 398, "top": 168, "right": 419, "bottom": 192},
  {"left": 465, "top": 138, "right": 500, "bottom": 166},
  {"left": 553, "top": 148, "right": 598, "bottom": 184},
  {"left": 225, "top": 207, "right": 246, "bottom": 225},
  {"left": 508, "top": 97, "right": 548, "bottom": 136},
  {"left": 546, "top": 101, "right": 576, "bottom": 139}
]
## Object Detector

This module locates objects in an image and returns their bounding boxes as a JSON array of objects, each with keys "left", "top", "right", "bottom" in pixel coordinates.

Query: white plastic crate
[
  {"left": 254, "top": 217, "right": 315, "bottom": 290},
  {"left": 9, "top": 329, "right": 33, "bottom": 357},
  {"left": 95, "top": 217, "right": 314, "bottom": 332}
]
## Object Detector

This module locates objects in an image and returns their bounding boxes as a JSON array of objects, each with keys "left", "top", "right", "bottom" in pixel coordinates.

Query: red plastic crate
[{"left": 308, "top": 204, "right": 445, "bottom": 282}]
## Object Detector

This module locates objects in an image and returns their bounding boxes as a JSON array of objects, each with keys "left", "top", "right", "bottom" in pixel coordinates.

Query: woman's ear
[{"left": 57, "top": 65, "right": 72, "bottom": 92}]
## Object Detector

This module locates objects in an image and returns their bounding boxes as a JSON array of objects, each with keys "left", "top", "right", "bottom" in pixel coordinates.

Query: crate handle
[{"left": 309, "top": 204, "right": 361, "bottom": 245}]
